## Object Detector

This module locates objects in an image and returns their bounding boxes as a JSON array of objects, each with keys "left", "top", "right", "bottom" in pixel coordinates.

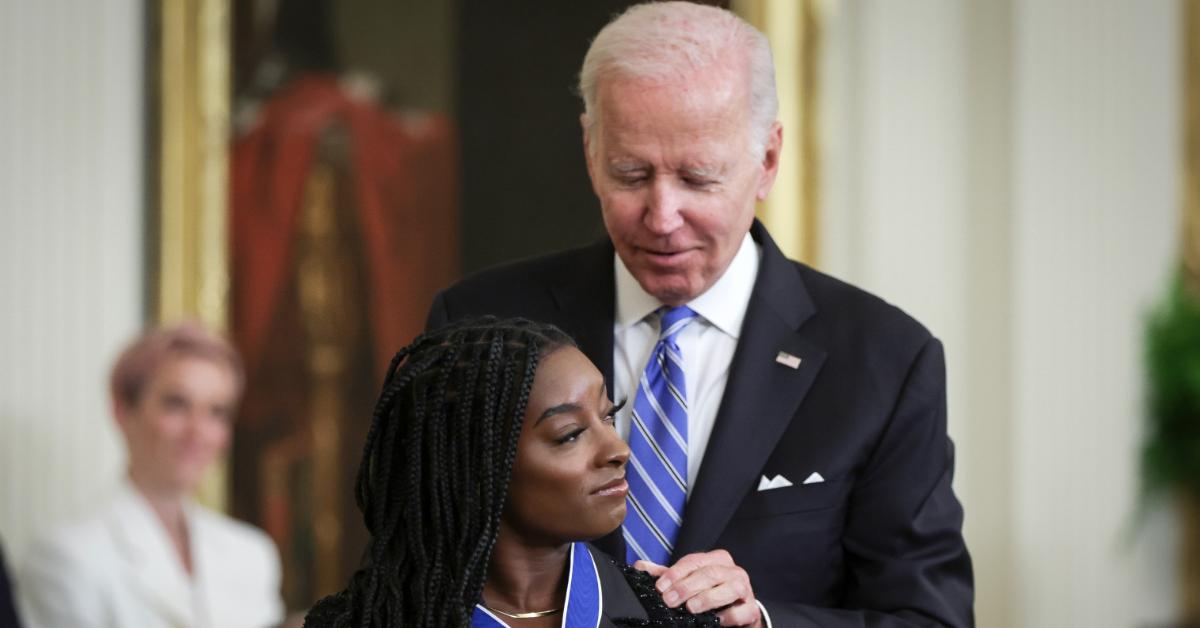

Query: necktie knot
[{"left": 658, "top": 306, "right": 697, "bottom": 342}]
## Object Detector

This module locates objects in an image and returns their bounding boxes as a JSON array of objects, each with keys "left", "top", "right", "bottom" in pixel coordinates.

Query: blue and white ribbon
[{"left": 472, "top": 542, "right": 602, "bottom": 628}]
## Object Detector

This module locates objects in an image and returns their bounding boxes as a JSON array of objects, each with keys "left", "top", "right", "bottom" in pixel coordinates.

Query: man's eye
[{"left": 614, "top": 173, "right": 647, "bottom": 185}]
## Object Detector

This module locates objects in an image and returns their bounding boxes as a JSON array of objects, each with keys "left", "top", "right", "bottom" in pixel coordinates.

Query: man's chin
[{"left": 638, "top": 277, "right": 701, "bottom": 306}]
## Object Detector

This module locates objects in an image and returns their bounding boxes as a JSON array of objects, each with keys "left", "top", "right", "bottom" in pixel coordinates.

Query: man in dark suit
[{"left": 427, "top": 2, "right": 972, "bottom": 626}]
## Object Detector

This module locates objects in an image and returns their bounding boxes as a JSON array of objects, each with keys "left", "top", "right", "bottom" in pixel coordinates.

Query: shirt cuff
[{"left": 756, "top": 599, "right": 773, "bottom": 628}]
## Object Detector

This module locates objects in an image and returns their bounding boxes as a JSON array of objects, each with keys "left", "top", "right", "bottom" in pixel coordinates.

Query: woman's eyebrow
[{"left": 536, "top": 402, "right": 581, "bottom": 425}]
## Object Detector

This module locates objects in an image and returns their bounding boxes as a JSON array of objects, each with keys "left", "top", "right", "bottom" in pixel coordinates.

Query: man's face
[
  {"left": 583, "top": 71, "right": 781, "bottom": 306},
  {"left": 116, "top": 355, "right": 236, "bottom": 496}
]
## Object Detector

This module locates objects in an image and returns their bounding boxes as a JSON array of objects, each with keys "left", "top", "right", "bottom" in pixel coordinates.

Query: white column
[{"left": 0, "top": 0, "right": 144, "bottom": 559}]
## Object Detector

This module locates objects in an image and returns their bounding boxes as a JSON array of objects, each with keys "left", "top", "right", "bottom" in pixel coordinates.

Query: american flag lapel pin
[{"left": 775, "top": 351, "right": 802, "bottom": 369}]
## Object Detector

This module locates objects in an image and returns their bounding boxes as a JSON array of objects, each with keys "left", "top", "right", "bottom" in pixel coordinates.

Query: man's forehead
[
  {"left": 594, "top": 113, "right": 742, "bottom": 168},
  {"left": 598, "top": 57, "right": 746, "bottom": 102},
  {"left": 592, "top": 78, "right": 748, "bottom": 145}
]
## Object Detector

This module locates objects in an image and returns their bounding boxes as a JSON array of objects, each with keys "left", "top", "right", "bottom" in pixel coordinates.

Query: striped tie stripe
[
  {"left": 625, "top": 305, "right": 696, "bottom": 566},
  {"left": 626, "top": 444, "right": 686, "bottom": 538},
  {"left": 626, "top": 491, "right": 673, "bottom": 551},
  {"left": 627, "top": 454, "right": 683, "bottom": 525},
  {"left": 636, "top": 377, "right": 688, "bottom": 457},
  {"left": 629, "top": 410, "right": 686, "bottom": 491}
]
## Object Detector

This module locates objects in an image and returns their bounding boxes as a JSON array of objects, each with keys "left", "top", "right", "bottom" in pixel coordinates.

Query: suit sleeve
[
  {"left": 17, "top": 536, "right": 106, "bottom": 628},
  {"left": 759, "top": 338, "right": 974, "bottom": 627}
]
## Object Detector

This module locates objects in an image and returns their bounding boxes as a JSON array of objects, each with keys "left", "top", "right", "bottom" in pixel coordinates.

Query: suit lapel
[
  {"left": 109, "top": 482, "right": 196, "bottom": 628},
  {"left": 191, "top": 507, "right": 237, "bottom": 628},
  {"left": 673, "top": 223, "right": 827, "bottom": 559},
  {"left": 592, "top": 546, "right": 648, "bottom": 625}
]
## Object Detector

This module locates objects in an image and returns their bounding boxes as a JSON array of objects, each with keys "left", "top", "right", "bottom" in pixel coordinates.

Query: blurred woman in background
[{"left": 18, "top": 323, "right": 285, "bottom": 628}]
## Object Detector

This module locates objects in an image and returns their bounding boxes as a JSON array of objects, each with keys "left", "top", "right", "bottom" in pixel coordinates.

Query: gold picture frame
[
  {"left": 732, "top": 0, "right": 824, "bottom": 266},
  {"left": 151, "top": 0, "right": 232, "bottom": 510}
]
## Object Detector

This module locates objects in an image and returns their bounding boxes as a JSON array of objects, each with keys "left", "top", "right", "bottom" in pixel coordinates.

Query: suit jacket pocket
[{"left": 733, "top": 477, "right": 850, "bottom": 520}]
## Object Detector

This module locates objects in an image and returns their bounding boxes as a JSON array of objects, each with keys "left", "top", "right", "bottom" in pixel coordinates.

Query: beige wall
[
  {"left": 0, "top": 0, "right": 144, "bottom": 558},
  {"left": 821, "top": 0, "right": 1179, "bottom": 624}
]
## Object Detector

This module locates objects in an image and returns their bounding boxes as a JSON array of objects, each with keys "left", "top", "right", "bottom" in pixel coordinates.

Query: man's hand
[{"left": 635, "top": 549, "right": 764, "bottom": 627}]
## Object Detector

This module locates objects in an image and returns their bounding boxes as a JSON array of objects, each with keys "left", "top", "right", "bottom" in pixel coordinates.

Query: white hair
[{"left": 578, "top": 1, "right": 778, "bottom": 156}]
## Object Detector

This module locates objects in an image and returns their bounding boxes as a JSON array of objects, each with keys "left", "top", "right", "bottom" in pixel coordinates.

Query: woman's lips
[{"left": 592, "top": 477, "right": 629, "bottom": 497}]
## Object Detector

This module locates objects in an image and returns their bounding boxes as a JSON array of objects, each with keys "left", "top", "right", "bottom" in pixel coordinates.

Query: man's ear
[{"left": 755, "top": 121, "right": 783, "bottom": 201}]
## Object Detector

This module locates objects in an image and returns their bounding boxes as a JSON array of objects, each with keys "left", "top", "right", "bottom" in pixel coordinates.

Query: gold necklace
[{"left": 484, "top": 605, "right": 561, "bottom": 620}]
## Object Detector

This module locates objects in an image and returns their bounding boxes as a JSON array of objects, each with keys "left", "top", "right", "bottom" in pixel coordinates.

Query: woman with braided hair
[{"left": 303, "top": 317, "right": 719, "bottom": 628}]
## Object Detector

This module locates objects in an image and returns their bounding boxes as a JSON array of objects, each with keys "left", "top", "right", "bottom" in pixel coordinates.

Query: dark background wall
[{"left": 457, "top": 1, "right": 637, "bottom": 273}]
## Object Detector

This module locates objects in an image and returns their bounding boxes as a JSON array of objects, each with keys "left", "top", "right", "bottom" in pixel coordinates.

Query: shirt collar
[{"left": 614, "top": 232, "right": 760, "bottom": 339}]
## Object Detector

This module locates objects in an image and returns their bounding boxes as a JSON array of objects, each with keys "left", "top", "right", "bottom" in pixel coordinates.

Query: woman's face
[
  {"left": 116, "top": 355, "right": 236, "bottom": 496},
  {"left": 503, "top": 345, "right": 630, "bottom": 545}
]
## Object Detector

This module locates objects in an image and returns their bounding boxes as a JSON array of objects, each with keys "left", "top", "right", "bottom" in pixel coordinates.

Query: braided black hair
[{"left": 305, "top": 317, "right": 575, "bottom": 628}]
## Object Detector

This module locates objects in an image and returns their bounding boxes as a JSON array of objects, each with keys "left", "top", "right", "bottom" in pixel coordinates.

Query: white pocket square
[
  {"left": 802, "top": 472, "right": 825, "bottom": 485},
  {"left": 757, "top": 474, "right": 794, "bottom": 491}
]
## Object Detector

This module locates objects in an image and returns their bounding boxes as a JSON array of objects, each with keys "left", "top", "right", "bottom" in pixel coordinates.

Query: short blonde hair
[{"left": 109, "top": 322, "right": 244, "bottom": 407}]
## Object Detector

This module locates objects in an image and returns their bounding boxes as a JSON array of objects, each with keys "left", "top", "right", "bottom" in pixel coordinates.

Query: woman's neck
[{"left": 482, "top": 530, "right": 571, "bottom": 618}]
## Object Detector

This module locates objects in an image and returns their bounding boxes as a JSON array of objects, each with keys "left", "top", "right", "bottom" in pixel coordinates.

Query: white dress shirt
[
  {"left": 613, "top": 233, "right": 774, "bottom": 627},
  {"left": 613, "top": 233, "right": 760, "bottom": 494}
]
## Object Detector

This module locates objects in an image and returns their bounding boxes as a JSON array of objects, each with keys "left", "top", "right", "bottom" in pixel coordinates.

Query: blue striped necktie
[{"left": 624, "top": 305, "right": 697, "bottom": 565}]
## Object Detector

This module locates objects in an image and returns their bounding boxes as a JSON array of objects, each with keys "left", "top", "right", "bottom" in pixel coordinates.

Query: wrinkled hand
[{"left": 635, "top": 549, "right": 763, "bottom": 627}]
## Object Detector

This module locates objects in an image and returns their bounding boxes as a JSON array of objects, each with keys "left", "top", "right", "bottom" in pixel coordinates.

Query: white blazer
[{"left": 18, "top": 480, "right": 284, "bottom": 628}]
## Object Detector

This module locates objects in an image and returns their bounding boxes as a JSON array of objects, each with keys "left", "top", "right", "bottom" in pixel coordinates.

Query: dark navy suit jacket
[{"left": 426, "top": 221, "right": 974, "bottom": 626}]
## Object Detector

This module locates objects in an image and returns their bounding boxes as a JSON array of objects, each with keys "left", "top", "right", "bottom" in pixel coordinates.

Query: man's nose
[{"left": 643, "top": 178, "right": 684, "bottom": 234}]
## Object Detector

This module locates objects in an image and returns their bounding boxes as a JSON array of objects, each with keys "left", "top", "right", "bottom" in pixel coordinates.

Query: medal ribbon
[{"left": 472, "top": 542, "right": 602, "bottom": 628}]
